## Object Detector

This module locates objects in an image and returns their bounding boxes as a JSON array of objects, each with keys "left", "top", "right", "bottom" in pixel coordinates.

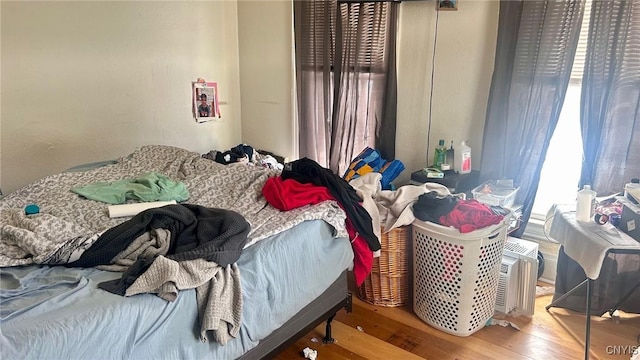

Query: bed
[{"left": 0, "top": 145, "right": 355, "bottom": 359}]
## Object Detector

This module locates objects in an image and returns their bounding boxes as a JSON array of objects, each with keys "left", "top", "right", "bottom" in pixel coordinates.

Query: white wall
[
  {"left": 396, "top": 0, "right": 499, "bottom": 183},
  {"left": 1, "top": 0, "right": 499, "bottom": 193},
  {"left": 237, "top": 0, "right": 295, "bottom": 161},
  {"left": 237, "top": 0, "right": 499, "bottom": 183},
  {"left": 1, "top": 1, "right": 242, "bottom": 194}
]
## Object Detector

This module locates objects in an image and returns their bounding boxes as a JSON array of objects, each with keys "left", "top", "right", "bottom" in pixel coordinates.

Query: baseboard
[{"left": 538, "top": 252, "right": 557, "bottom": 284}]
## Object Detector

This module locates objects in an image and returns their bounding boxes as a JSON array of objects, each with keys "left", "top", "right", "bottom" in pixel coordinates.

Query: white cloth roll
[{"left": 107, "top": 200, "right": 177, "bottom": 218}]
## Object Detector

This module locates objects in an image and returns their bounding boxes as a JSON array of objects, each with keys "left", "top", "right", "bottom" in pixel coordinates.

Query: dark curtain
[
  {"left": 294, "top": 0, "right": 398, "bottom": 175},
  {"left": 580, "top": 0, "right": 640, "bottom": 195},
  {"left": 480, "top": 0, "right": 585, "bottom": 237},
  {"left": 553, "top": 0, "right": 640, "bottom": 315}
]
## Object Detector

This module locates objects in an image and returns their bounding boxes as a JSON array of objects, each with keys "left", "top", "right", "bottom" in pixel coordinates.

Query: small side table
[
  {"left": 544, "top": 204, "right": 640, "bottom": 360},
  {"left": 409, "top": 169, "right": 480, "bottom": 194}
]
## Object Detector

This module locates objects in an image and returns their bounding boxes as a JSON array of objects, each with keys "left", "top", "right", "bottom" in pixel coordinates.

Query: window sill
[{"left": 522, "top": 213, "right": 559, "bottom": 244}]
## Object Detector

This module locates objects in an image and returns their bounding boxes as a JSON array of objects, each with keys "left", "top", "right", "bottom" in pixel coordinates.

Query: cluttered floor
[{"left": 276, "top": 283, "right": 640, "bottom": 360}]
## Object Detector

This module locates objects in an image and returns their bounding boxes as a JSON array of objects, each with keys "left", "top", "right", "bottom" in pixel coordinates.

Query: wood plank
[
  {"left": 314, "top": 321, "right": 425, "bottom": 360},
  {"left": 275, "top": 327, "right": 368, "bottom": 360},
  {"left": 338, "top": 299, "right": 530, "bottom": 360},
  {"left": 277, "top": 292, "right": 640, "bottom": 360}
]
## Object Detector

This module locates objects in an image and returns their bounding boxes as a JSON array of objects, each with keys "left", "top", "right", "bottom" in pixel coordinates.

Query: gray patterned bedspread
[{"left": 0, "top": 145, "right": 347, "bottom": 267}]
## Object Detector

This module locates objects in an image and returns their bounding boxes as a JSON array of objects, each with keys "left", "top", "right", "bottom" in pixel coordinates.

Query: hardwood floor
[{"left": 275, "top": 288, "right": 640, "bottom": 360}]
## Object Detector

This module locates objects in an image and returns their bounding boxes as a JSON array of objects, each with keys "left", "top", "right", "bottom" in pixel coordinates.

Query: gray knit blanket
[{"left": 0, "top": 145, "right": 347, "bottom": 267}]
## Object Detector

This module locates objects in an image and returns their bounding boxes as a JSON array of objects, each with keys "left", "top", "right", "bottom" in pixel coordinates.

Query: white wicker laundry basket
[{"left": 412, "top": 214, "right": 510, "bottom": 337}]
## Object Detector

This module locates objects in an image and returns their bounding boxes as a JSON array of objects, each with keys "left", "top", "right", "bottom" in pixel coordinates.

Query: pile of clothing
[
  {"left": 69, "top": 204, "right": 250, "bottom": 344},
  {"left": 203, "top": 144, "right": 284, "bottom": 170},
  {"left": 343, "top": 147, "right": 405, "bottom": 190},
  {"left": 262, "top": 158, "right": 379, "bottom": 287},
  {"left": 413, "top": 192, "right": 507, "bottom": 233}
]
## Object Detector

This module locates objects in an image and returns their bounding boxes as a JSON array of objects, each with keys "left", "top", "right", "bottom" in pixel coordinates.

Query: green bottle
[{"left": 433, "top": 139, "right": 447, "bottom": 169}]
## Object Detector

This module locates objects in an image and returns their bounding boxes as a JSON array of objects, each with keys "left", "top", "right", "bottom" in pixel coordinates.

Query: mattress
[
  {"left": 0, "top": 219, "right": 353, "bottom": 359},
  {"left": 0, "top": 145, "right": 355, "bottom": 359}
]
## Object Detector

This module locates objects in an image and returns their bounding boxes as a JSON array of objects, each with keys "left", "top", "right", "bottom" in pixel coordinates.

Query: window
[
  {"left": 294, "top": 1, "right": 396, "bottom": 175},
  {"left": 530, "top": 0, "right": 592, "bottom": 217},
  {"left": 297, "top": 2, "right": 389, "bottom": 74}
]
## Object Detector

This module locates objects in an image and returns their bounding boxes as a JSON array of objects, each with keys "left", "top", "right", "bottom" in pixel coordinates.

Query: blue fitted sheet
[{"left": 0, "top": 219, "right": 353, "bottom": 360}]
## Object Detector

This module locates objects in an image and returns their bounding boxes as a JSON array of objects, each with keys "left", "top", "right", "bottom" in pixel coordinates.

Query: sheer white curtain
[{"left": 294, "top": 0, "right": 397, "bottom": 175}]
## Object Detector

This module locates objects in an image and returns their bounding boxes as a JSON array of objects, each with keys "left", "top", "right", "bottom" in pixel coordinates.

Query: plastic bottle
[
  {"left": 576, "top": 185, "right": 597, "bottom": 222},
  {"left": 455, "top": 141, "right": 471, "bottom": 174},
  {"left": 433, "top": 139, "right": 446, "bottom": 169},
  {"left": 446, "top": 141, "right": 455, "bottom": 170}
]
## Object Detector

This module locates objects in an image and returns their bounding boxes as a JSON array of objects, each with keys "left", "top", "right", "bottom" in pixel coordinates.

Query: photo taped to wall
[
  {"left": 192, "top": 81, "right": 221, "bottom": 123},
  {"left": 438, "top": 0, "right": 458, "bottom": 11}
]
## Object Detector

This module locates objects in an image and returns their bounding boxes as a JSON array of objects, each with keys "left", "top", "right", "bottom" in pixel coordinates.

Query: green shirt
[{"left": 71, "top": 172, "right": 189, "bottom": 204}]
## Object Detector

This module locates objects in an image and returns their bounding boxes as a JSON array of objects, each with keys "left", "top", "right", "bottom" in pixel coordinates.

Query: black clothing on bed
[
  {"left": 281, "top": 157, "right": 380, "bottom": 252},
  {"left": 68, "top": 204, "right": 250, "bottom": 268},
  {"left": 413, "top": 192, "right": 459, "bottom": 224}
]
